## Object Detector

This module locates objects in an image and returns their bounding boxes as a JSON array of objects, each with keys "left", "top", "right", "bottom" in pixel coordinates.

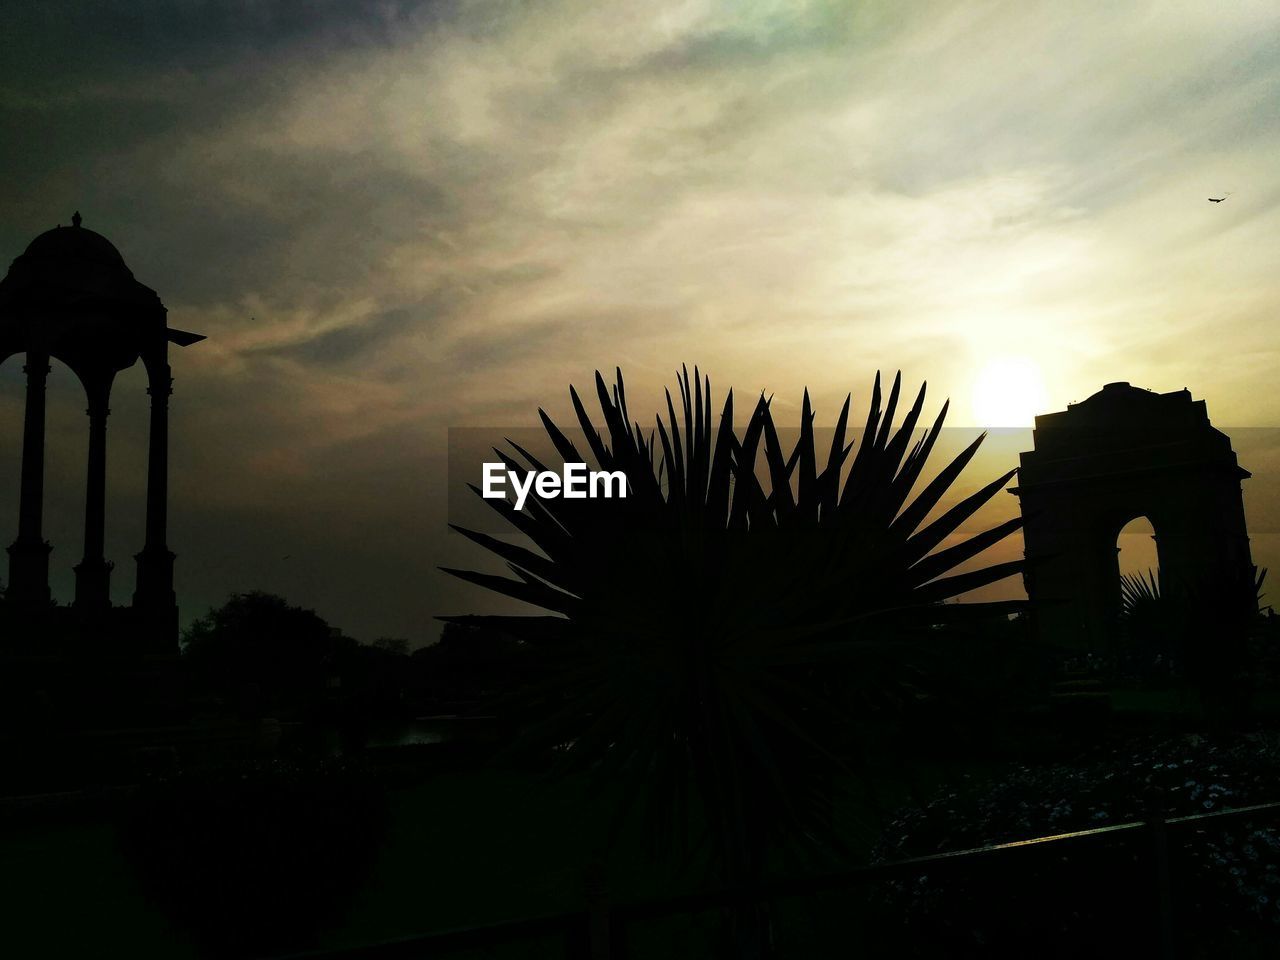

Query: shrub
[{"left": 122, "top": 757, "right": 388, "bottom": 956}]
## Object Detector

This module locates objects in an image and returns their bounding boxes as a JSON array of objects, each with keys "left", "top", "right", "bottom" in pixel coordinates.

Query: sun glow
[{"left": 971, "top": 356, "right": 1050, "bottom": 428}]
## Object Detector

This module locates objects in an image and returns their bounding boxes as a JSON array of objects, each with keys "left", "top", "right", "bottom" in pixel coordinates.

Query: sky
[{"left": 0, "top": 0, "right": 1278, "bottom": 644}]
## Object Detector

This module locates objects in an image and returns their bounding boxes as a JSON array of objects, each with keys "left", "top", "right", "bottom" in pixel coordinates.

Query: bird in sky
[{"left": 1208, "top": 193, "right": 1232, "bottom": 203}]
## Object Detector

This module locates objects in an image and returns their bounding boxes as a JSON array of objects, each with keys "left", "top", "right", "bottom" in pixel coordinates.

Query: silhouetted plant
[
  {"left": 1116, "top": 563, "right": 1264, "bottom": 721},
  {"left": 1120, "top": 569, "right": 1180, "bottom": 672},
  {"left": 445, "top": 367, "right": 1023, "bottom": 897},
  {"left": 1119, "top": 568, "right": 1163, "bottom": 616},
  {"left": 1121, "top": 566, "right": 1266, "bottom": 707},
  {"left": 1121, "top": 566, "right": 1265, "bottom": 627}
]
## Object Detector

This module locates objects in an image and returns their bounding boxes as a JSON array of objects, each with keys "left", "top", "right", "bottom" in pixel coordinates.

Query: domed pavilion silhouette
[
  {"left": 0, "top": 212, "right": 203, "bottom": 651},
  {"left": 1013, "top": 381, "right": 1256, "bottom": 652}
]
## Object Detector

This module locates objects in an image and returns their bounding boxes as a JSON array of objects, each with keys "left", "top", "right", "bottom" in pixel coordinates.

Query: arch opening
[
  {"left": 107, "top": 360, "right": 150, "bottom": 607},
  {"left": 43, "top": 356, "right": 90, "bottom": 604},
  {"left": 1116, "top": 515, "right": 1159, "bottom": 584}
]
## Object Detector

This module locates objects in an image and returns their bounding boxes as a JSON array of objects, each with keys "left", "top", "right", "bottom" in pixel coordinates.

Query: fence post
[
  {"left": 584, "top": 860, "right": 611, "bottom": 960},
  {"left": 1144, "top": 786, "right": 1176, "bottom": 960}
]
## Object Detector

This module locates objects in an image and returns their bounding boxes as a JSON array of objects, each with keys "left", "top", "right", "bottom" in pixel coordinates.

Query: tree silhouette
[
  {"left": 371, "top": 637, "right": 410, "bottom": 656},
  {"left": 408, "top": 619, "right": 526, "bottom": 707},
  {"left": 182, "top": 591, "right": 349, "bottom": 717}
]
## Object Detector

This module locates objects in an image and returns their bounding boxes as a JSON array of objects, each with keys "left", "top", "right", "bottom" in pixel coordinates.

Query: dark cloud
[
  {"left": 0, "top": 2, "right": 468, "bottom": 290},
  {"left": 0, "top": 1, "right": 454, "bottom": 94},
  {"left": 248, "top": 306, "right": 421, "bottom": 367}
]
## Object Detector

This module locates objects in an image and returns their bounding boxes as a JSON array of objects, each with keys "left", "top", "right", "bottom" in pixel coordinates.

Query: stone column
[
  {"left": 6, "top": 352, "right": 52, "bottom": 606},
  {"left": 134, "top": 357, "right": 176, "bottom": 610},
  {"left": 74, "top": 389, "right": 112, "bottom": 609}
]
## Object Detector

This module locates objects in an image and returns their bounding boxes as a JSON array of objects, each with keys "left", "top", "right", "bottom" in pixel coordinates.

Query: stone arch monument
[
  {"left": 0, "top": 212, "right": 203, "bottom": 651},
  {"left": 1013, "top": 381, "right": 1255, "bottom": 652}
]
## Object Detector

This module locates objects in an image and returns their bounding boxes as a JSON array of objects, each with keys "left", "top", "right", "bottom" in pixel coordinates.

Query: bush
[{"left": 123, "top": 757, "right": 388, "bottom": 956}]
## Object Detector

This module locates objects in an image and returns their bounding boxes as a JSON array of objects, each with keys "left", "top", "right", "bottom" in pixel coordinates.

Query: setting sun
[{"left": 971, "top": 356, "right": 1050, "bottom": 427}]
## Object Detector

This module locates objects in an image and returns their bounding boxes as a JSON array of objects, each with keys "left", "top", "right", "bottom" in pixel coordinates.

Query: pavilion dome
[
  {"left": 0, "top": 212, "right": 164, "bottom": 317},
  {"left": 23, "top": 218, "right": 131, "bottom": 273}
]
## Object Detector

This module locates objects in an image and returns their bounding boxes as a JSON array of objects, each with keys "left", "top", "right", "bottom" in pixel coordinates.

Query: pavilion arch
[
  {"left": 2, "top": 353, "right": 92, "bottom": 593},
  {"left": 1012, "top": 382, "right": 1255, "bottom": 652},
  {"left": 103, "top": 354, "right": 154, "bottom": 606}
]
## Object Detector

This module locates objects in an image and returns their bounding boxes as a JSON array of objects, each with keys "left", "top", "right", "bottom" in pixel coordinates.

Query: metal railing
[{"left": 266, "top": 796, "right": 1280, "bottom": 960}]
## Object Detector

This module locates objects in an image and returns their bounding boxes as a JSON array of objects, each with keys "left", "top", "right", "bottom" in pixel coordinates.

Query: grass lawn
[
  {"left": 1, "top": 701, "right": 1194, "bottom": 957},
  {"left": 1, "top": 750, "right": 983, "bottom": 958},
  {"left": 1, "top": 817, "right": 197, "bottom": 957}
]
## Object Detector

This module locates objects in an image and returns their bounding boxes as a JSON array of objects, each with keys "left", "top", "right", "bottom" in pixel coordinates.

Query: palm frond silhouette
[{"left": 1121, "top": 565, "right": 1266, "bottom": 659}]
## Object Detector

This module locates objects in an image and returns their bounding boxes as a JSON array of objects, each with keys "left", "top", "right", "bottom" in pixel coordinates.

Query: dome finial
[{"left": 71, "top": 210, "right": 82, "bottom": 228}]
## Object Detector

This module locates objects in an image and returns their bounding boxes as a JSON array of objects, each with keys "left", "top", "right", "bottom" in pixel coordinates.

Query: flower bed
[{"left": 873, "top": 734, "right": 1280, "bottom": 956}]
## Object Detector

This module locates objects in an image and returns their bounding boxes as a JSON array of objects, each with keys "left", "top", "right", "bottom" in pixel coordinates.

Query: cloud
[{"left": 1, "top": 0, "right": 1278, "bottom": 638}]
